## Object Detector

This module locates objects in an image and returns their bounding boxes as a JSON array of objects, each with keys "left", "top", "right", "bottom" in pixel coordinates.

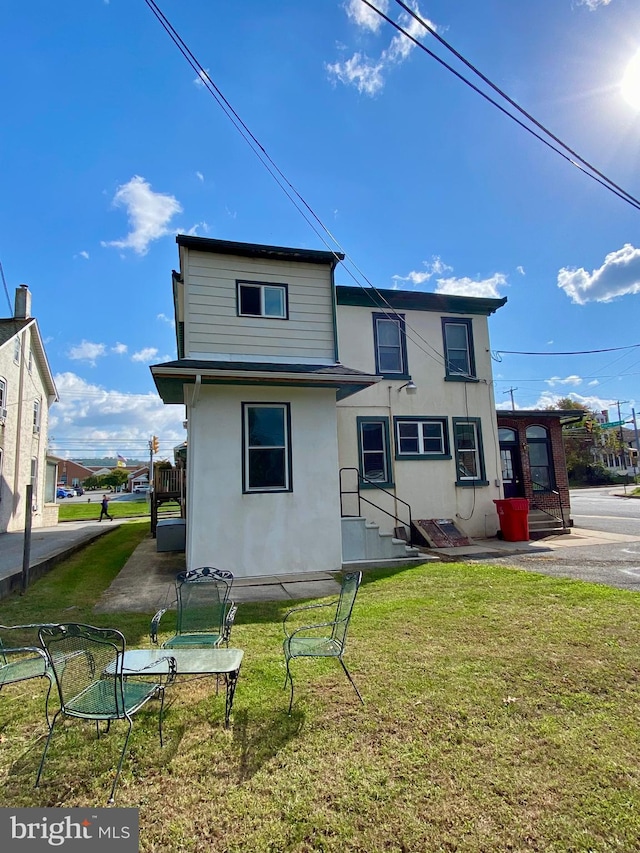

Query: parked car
[
  {"left": 56, "top": 487, "right": 74, "bottom": 498},
  {"left": 134, "top": 485, "right": 150, "bottom": 494}
]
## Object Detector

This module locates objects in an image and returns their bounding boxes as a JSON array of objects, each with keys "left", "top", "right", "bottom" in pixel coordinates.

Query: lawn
[
  {"left": 57, "top": 498, "right": 181, "bottom": 521},
  {"left": 1, "top": 522, "right": 639, "bottom": 852}
]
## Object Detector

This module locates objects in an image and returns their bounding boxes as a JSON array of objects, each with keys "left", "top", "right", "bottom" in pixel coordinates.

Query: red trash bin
[{"left": 494, "top": 498, "right": 529, "bottom": 541}]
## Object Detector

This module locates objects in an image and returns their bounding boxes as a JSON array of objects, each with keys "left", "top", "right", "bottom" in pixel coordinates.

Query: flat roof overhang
[{"left": 151, "top": 361, "right": 381, "bottom": 404}]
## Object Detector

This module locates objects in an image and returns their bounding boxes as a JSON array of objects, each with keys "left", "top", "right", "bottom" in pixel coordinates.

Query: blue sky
[{"left": 3, "top": 0, "right": 640, "bottom": 460}]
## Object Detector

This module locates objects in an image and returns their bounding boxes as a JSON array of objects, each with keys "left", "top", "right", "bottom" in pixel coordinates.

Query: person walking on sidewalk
[{"left": 99, "top": 494, "right": 113, "bottom": 522}]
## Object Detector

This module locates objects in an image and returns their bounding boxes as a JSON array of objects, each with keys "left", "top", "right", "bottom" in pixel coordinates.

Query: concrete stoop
[{"left": 341, "top": 516, "right": 425, "bottom": 565}]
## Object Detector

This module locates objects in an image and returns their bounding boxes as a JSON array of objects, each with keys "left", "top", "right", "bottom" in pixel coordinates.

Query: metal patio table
[{"left": 114, "top": 647, "right": 244, "bottom": 728}]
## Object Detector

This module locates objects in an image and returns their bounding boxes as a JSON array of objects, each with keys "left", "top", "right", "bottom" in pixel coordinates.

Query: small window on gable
[
  {"left": 442, "top": 318, "right": 476, "bottom": 380},
  {"left": 33, "top": 398, "right": 41, "bottom": 433},
  {"left": 13, "top": 337, "right": 20, "bottom": 364},
  {"left": 28, "top": 348, "right": 33, "bottom": 373},
  {"left": 237, "top": 281, "right": 288, "bottom": 319},
  {"left": 373, "top": 313, "right": 408, "bottom": 376},
  {"left": 0, "top": 377, "right": 6, "bottom": 414}
]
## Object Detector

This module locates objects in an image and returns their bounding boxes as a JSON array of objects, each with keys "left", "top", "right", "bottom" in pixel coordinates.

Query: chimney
[{"left": 14, "top": 284, "right": 32, "bottom": 319}]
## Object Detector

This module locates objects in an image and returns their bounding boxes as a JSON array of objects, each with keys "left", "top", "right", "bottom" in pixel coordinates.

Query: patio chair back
[
  {"left": 171, "top": 568, "right": 235, "bottom": 647},
  {"left": 36, "top": 623, "right": 171, "bottom": 803},
  {"left": 331, "top": 571, "right": 362, "bottom": 649},
  {"left": 0, "top": 624, "right": 56, "bottom": 727}
]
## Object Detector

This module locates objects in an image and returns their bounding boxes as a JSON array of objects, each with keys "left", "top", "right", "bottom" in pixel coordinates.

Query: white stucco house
[
  {"left": 0, "top": 285, "right": 58, "bottom": 533},
  {"left": 151, "top": 236, "right": 507, "bottom": 577}
]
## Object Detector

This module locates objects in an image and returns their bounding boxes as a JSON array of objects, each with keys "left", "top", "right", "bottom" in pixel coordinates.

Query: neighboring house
[
  {"left": 49, "top": 457, "right": 95, "bottom": 489},
  {"left": 151, "top": 236, "right": 510, "bottom": 576},
  {"left": 496, "top": 410, "right": 580, "bottom": 533},
  {"left": 128, "top": 467, "right": 149, "bottom": 491},
  {"left": 335, "top": 286, "right": 506, "bottom": 539},
  {"left": 0, "top": 285, "right": 58, "bottom": 533}
]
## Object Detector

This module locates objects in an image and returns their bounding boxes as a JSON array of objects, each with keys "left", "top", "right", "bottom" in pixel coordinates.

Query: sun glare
[{"left": 621, "top": 50, "right": 640, "bottom": 110}]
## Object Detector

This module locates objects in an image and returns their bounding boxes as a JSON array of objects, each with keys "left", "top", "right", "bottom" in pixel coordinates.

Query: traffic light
[{"left": 151, "top": 435, "right": 159, "bottom": 454}]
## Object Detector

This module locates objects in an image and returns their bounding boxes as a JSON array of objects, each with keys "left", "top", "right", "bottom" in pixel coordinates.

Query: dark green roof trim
[
  {"left": 150, "top": 359, "right": 380, "bottom": 404},
  {"left": 497, "top": 409, "right": 584, "bottom": 425},
  {"left": 336, "top": 285, "right": 507, "bottom": 316},
  {"left": 176, "top": 235, "right": 344, "bottom": 267}
]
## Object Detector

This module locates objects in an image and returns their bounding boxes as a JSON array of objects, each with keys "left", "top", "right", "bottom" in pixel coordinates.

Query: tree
[
  {"left": 101, "top": 468, "right": 130, "bottom": 490},
  {"left": 547, "top": 399, "right": 607, "bottom": 485}
]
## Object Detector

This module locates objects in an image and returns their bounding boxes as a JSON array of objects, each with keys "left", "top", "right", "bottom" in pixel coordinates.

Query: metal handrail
[
  {"left": 339, "top": 468, "right": 413, "bottom": 545},
  {"left": 529, "top": 479, "right": 567, "bottom": 528}
]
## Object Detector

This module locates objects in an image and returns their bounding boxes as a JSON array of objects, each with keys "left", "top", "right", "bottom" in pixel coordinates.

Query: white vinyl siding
[{"left": 183, "top": 250, "right": 336, "bottom": 363}]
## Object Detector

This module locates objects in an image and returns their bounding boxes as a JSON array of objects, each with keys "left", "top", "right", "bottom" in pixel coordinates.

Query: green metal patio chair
[
  {"left": 283, "top": 571, "right": 364, "bottom": 714},
  {"left": 0, "top": 623, "right": 57, "bottom": 728},
  {"left": 151, "top": 567, "right": 237, "bottom": 649},
  {"left": 35, "top": 623, "right": 175, "bottom": 804}
]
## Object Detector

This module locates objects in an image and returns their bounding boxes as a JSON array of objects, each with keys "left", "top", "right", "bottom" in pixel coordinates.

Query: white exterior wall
[
  {"left": 336, "top": 305, "right": 502, "bottom": 539},
  {"left": 186, "top": 385, "right": 342, "bottom": 577},
  {"left": 183, "top": 250, "right": 336, "bottom": 364},
  {"left": 0, "top": 326, "right": 52, "bottom": 533}
]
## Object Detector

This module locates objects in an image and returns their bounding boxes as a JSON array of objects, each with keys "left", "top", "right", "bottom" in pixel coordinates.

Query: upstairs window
[
  {"left": 13, "top": 337, "right": 20, "bottom": 364},
  {"left": 28, "top": 348, "right": 33, "bottom": 373},
  {"left": 0, "top": 377, "right": 6, "bottom": 416},
  {"left": 442, "top": 318, "right": 476, "bottom": 380},
  {"left": 243, "top": 403, "right": 292, "bottom": 492},
  {"left": 373, "top": 313, "right": 408, "bottom": 376},
  {"left": 237, "top": 281, "right": 288, "bottom": 319},
  {"left": 33, "top": 398, "right": 41, "bottom": 433}
]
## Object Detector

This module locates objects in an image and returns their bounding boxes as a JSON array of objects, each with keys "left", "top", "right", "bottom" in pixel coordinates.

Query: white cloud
[
  {"left": 344, "top": 0, "right": 389, "bottom": 32},
  {"left": 68, "top": 340, "right": 106, "bottom": 367},
  {"left": 196, "top": 171, "right": 204, "bottom": 182},
  {"left": 392, "top": 256, "right": 453, "bottom": 286},
  {"left": 577, "top": 0, "right": 612, "bottom": 9},
  {"left": 111, "top": 342, "right": 127, "bottom": 355},
  {"left": 157, "top": 313, "right": 175, "bottom": 327},
  {"left": 558, "top": 244, "right": 640, "bottom": 304},
  {"left": 545, "top": 375, "right": 583, "bottom": 387},
  {"left": 326, "top": 52, "right": 385, "bottom": 95},
  {"left": 185, "top": 221, "right": 210, "bottom": 237},
  {"left": 193, "top": 68, "right": 210, "bottom": 87},
  {"left": 101, "top": 175, "right": 182, "bottom": 256},
  {"left": 327, "top": 1, "right": 437, "bottom": 96},
  {"left": 48, "top": 372, "right": 186, "bottom": 458},
  {"left": 74, "top": 250, "right": 90, "bottom": 260},
  {"left": 533, "top": 390, "right": 616, "bottom": 411},
  {"left": 435, "top": 273, "right": 507, "bottom": 298},
  {"left": 516, "top": 265, "right": 525, "bottom": 275},
  {"left": 588, "top": 379, "right": 600, "bottom": 386},
  {"left": 131, "top": 347, "right": 159, "bottom": 364}
]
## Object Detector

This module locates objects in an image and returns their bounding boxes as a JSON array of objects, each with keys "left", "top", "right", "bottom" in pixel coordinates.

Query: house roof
[
  {"left": 0, "top": 317, "right": 58, "bottom": 400},
  {"left": 150, "top": 359, "right": 380, "bottom": 404},
  {"left": 497, "top": 409, "right": 585, "bottom": 425},
  {"left": 176, "top": 235, "right": 345, "bottom": 267},
  {"left": 336, "top": 285, "right": 507, "bottom": 316}
]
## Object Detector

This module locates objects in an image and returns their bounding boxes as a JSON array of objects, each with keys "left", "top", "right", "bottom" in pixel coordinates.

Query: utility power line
[{"left": 365, "top": 0, "right": 640, "bottom": 212}]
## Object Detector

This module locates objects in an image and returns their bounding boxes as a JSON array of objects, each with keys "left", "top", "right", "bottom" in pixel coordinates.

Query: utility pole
[
  {"left": 617, "top": 400, "right": 629, "bottom": 494},
  {"left": 503, "top": 387, "right": 518, "bottom": 411},
  {"left": 632, "top": 408, "right": 639, "bottom": 484}
]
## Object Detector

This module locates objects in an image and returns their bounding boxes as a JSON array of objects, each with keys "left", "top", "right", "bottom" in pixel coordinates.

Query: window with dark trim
[
  {"left": 242, "top": 403, "right": 292, "bottom": 492},
  {"left": 33, "top": 398, "right": 41, "bottom": 434},
  {"left": 442, "top": 318, "right": 476, "bottom": 380},
  {"left": 237, "top": 280, "right": 288, "bottom": 319},
  {"left": 526, "top": 424, "right": 555, "bottom": 491},
  {"left": 453, "top": 417, "right": 487, "bottom": 485},
  {"left": 394, "top": 416, "right": 450, "bottom": 460},
  {"left": 373, "top": 313, "right": 408, "bottom": 376},
  {"left": 357, "top": 416, "right": 393, "bottom": 487},
  {"left": 0, "top": 377, "right": 6, "bottom": 417}
]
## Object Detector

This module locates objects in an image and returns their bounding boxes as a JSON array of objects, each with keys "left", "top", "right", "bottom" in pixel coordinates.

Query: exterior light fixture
[{"left": 398, "top": 380, "right": 418, "bottom": 395}]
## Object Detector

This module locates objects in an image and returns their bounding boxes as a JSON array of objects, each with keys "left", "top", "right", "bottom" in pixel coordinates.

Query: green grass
[
  {"left": 58, "top": 499, "right": 181, "bottom": 521},
  {"left": 1, "top": 536, "right": 640, "bottom": 851}
]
